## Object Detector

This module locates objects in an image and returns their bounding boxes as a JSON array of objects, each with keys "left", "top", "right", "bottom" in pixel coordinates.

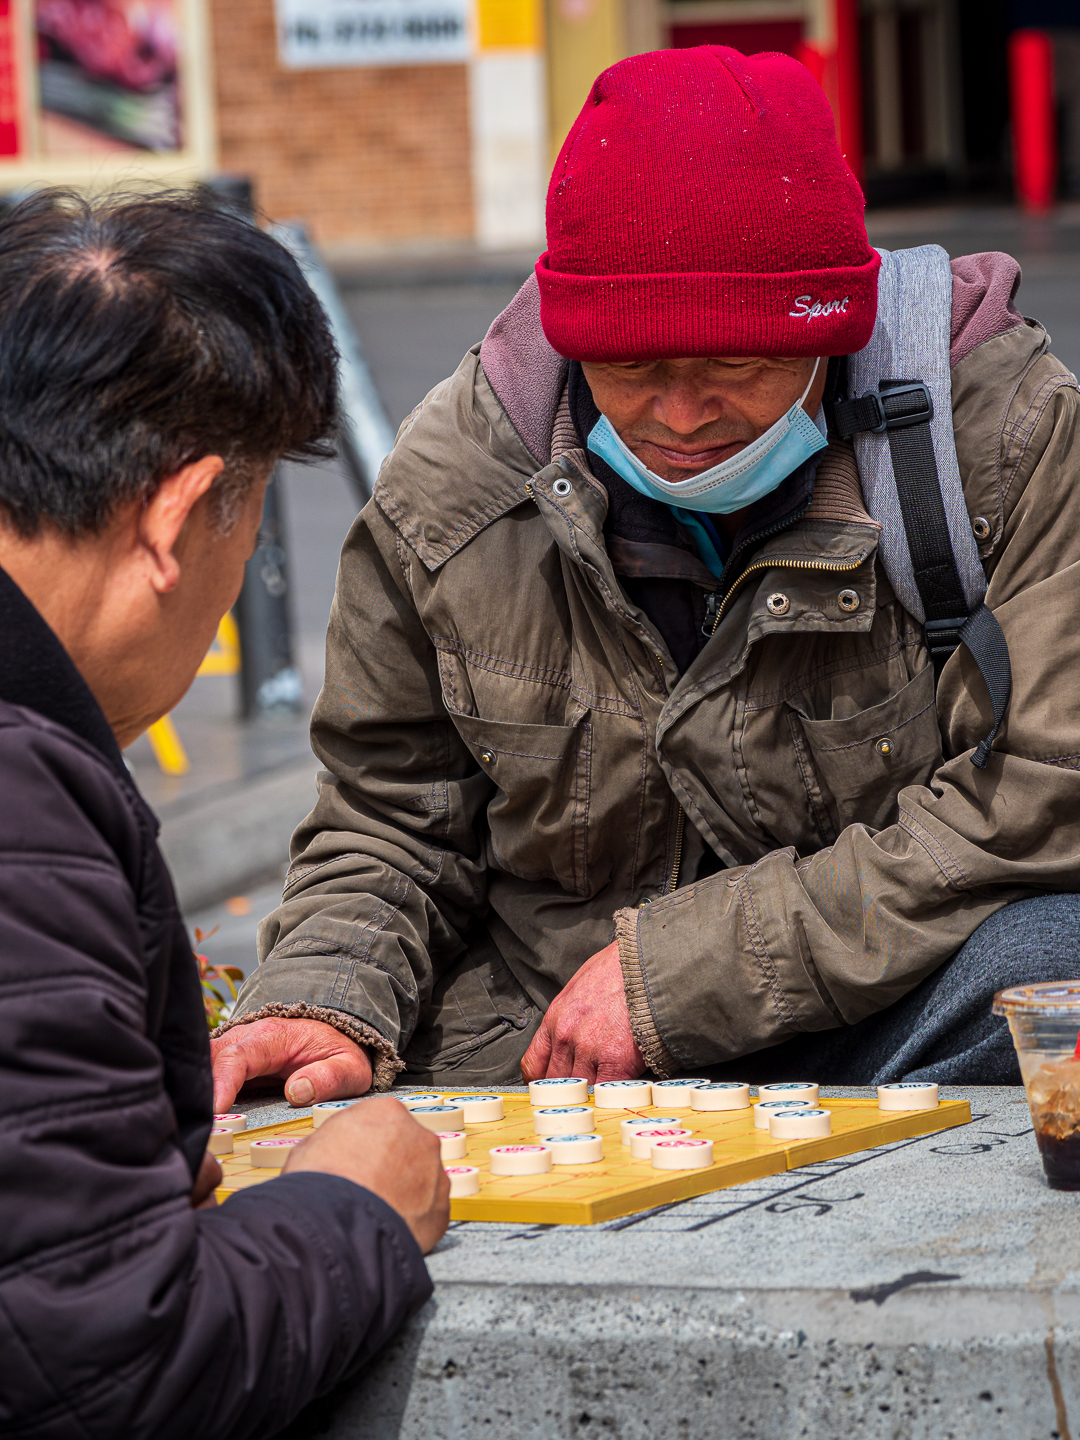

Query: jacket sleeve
[
  {"left": 617, "top": 345, "right": 1080, "bottom": 1073},
  {"left": 0, "top": 722, "right": 431, "bottom": 1440},
  {"left": 225, "top": 497, "right": 493, "bottom": 1078}
]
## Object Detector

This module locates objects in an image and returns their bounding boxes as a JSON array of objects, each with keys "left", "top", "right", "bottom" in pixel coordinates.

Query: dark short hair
[{"left": 0, "top": 188, "right": 339, "bottom": 536}]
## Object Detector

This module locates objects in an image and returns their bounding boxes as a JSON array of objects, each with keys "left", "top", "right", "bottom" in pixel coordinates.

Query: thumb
[
  {"left": 285, "top": 1051, "right": 372, "bottom": 1108},
  {"left": 211, "top": 1048, "right": 251, "bottom": 1115},
  {"left": 520, "top": 1020, "right": 552, "bottom": 1083}
]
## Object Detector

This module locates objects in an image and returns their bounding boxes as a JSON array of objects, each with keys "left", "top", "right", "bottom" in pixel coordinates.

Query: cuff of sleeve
[
  {"left": 614, "top": 906, "right": 679, "bottom": 1079},
  {"left": 215, "top": 1170, "right": 433, "bottom": 1339},
  {"left": 213, "top": 1003, "right": 405, "bottom": 1091}
]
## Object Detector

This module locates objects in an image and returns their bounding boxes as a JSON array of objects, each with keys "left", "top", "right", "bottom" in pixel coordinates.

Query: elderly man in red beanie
[{"left": 213, "top": 46, "right": 1080, "bottom": 1107}]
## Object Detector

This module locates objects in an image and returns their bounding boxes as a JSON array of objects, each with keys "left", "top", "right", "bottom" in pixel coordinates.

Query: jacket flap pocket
[
  {"left": 796, "top": 665, "right": 942, "bottom": 831},
  {"left": 448, "top": 711, "right": 592, "bottom": 895},
  {"left": 450, "top": 711, "right": 584, "bottom": 763}
]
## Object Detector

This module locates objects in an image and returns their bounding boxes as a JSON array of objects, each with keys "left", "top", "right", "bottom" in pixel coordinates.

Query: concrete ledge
[
  {"left": 158, "top": 757, "right": 319, "bottom": 910},
  {"left": 332, "top": 1286, "right": 1077, "bottom": 1438},
  {"left": 282, "top": 1086, "right": 1080, "bottom": 1439}
]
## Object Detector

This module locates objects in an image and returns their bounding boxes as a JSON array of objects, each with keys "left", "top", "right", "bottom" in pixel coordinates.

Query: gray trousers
[
  {"left": 703, "top": 894, "right": 1080, "bottom": 1087},
  {"left": 408, "top": 895, "right": 1080, "bottom": 1089}
]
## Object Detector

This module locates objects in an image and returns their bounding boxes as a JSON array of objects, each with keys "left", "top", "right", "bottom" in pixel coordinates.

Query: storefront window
[
  {"left": 36, "top": 0, "right": 183, "bottom": 156},
  {"left": 0, "top": 0, "right": 212, "bottom": 185}
]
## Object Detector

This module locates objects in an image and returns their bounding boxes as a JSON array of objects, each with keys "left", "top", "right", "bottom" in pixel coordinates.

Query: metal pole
[
  {"left": 199, "top": 174, "right": 255, "bottom": 217},
  {"left": 200, "top": 176, "right": 304, "bottom": 719},
  {"left": 233, "top": 469, "right": 302, "bottom": 717},
  {"left": 269, "top": 222, "right": 396, "bottom": 507}
]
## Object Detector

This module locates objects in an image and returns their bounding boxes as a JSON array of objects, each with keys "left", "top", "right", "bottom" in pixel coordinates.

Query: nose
[{"left": 651, "top": 380, "right": 723, "bottom": 437}]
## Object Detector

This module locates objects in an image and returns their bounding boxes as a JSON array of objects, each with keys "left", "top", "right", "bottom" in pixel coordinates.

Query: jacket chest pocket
[
  {"left": 790, "top": 665, "right": 943, "bottom": 836},
  {"left": 449, "top": 709, "right": 592, "bottom": 896}
]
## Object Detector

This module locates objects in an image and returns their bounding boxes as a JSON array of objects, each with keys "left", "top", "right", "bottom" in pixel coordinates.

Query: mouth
[{"left": 643, "top": 440, "right": 745, "bottom": 471}]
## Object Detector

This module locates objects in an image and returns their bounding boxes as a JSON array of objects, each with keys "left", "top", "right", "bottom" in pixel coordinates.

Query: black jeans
[{"left": 700, "top": 894, "right": 1080, "bottom": 1086}]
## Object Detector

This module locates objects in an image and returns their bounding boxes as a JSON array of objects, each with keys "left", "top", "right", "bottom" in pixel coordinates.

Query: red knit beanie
[{"left": 536, "top": 46, "right": 879, "bottom": 361}]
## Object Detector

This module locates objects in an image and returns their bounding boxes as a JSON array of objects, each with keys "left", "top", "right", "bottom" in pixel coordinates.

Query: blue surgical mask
[{"left": 586, "top": 357, "right": 828, "bottom": 514}]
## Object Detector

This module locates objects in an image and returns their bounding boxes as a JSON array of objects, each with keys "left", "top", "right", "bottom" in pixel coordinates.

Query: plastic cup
[{"left": 993, "top": 981, "right": 1080, "bottom": 1190}]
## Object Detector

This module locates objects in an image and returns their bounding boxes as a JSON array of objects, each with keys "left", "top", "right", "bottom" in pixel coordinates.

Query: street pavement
[{"left": 867, "top": 202, "right": 1080, "bottom": 374}]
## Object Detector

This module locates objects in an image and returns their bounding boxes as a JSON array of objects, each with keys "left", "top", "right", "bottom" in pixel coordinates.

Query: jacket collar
[
  {"left": 373, "top": 341, "right": 870, "bottom": 578},
  {"left": 0, "top": 564, "right": 124, "bottom": 771},
  {"left": 373, "top": 347, "right": 539, "bottom": 571}
]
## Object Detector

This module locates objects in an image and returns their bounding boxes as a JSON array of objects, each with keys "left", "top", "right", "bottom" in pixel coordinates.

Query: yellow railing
[{"left": 145, "top": 613, "right": 241, "bottom": 776}]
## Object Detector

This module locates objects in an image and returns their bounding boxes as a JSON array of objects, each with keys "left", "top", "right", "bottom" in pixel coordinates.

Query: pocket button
[
  {"left": 766, "top": 592, "right": 791, "bottom": 616},
  {"left": 480, "top": 749, "right": 496, "bottom": 764},
  {"left": 875, "top": 737, "right": 894, "bottom": 757},
  {"left": 838, "top": 588, "right": 861, "bottom": 612}
]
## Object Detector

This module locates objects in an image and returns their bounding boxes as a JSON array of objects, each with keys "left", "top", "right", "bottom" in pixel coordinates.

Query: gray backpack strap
[
  {"left": 831, "top": 246, "right": 1011, "bottom": 769},
  {"left": 841, "top": 246, "right": 986, "bottom": 618}
]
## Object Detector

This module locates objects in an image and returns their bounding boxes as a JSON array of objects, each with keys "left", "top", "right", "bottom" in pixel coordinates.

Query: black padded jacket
[{"left": 0, "top": 567, "right": 432, "bottom": 1440}]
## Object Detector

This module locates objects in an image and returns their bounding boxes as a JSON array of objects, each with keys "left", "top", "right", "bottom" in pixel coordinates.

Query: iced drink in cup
[{"left": 993, "top": 981, "right": 1080, "bottom": 1190}]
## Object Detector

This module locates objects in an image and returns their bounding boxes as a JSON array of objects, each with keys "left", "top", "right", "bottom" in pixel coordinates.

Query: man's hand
[
  {"left": 521, "top": 940, "right": 644, "bottom": 1083},
  {"left": 211, "top": 1017, "right": 373, "bottom": 1114},
  {"left": 284, "top": 1096, "right": 450, "bottom": 1253}
]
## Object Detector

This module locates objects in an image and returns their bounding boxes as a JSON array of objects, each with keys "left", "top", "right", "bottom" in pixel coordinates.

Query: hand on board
[
  {"left": 284, "top": 1096, "right": 450, "bottom": 1254},
  {"left": 210, "top": 1016, "right": 373, "bottom": 1115},
  {"left": 520, "top": 940, "right": 644, "bottom": 1084}
]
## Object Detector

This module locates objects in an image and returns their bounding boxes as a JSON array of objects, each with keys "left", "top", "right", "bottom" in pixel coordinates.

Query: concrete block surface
[{"left": 295, "top": 1086, "right": 1080, "bottom": 1439}]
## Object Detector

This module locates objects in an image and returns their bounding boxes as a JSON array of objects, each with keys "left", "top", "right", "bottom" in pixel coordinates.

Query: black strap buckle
[
  {"left": 831, "top": 381, "right": 934, "bottom": 439},
  {"left": 877, "top": 381, "right": 934, "bottom": 431},
  {"left": 923, "top": 614, "right": 967, "bottom": 659}
]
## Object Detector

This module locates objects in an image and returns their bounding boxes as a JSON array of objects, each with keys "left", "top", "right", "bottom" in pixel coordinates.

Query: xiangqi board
[{"left": 214, "top": 1091, "right": 972, "bottom": 1225}]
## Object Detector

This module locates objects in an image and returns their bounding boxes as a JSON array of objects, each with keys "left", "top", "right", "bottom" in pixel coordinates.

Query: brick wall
[{"left": 208, "top": 0, "right": 475, "bottom": 244}]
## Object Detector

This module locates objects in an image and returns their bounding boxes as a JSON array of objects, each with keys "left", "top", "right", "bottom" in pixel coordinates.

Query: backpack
[{"left": 828, "top": 244, "right": 1011, "bottom": 769}]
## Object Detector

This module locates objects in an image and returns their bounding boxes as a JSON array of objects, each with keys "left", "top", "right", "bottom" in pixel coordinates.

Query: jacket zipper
[
  {"left": 710, "top": 553, "right": 866, "bottom": 635},
  {"left": 666, "top": 808, "right": 685, "bottom": 893},
  {"left": 667, "top": 555, "right": 861, "bottom": 895},
  {"left": 701, "top": 500, "right": 813, "bottom": 636},
  {"left": 664, "top": 498, "right": 858, "bottom": 896}
]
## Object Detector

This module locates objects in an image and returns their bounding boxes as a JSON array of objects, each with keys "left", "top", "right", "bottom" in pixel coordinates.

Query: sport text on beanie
[{"left": 536, "top": 46, "right": 880, "bottom": 361}]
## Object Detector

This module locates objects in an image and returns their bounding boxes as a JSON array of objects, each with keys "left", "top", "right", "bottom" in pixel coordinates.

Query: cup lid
[{"left": 993, "top": 980, "right": 1080, "bottom": 1016}]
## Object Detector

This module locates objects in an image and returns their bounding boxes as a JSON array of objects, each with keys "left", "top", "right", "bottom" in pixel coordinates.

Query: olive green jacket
[{"left": 227, "top": 293, "right": 1080, "bottom": 1085}]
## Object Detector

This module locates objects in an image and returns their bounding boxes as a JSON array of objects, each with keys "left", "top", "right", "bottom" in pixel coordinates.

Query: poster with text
[
  {"left": 276, "top": 0, "right": 471, "bottom": 68},
  {"left": 36, "top": 0, "right": 182, "bottom": 157}
]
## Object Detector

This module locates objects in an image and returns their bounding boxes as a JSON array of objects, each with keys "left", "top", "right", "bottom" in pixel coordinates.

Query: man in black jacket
[{"left": 0, "top": 190, "right": 448, "bottom": 1440}]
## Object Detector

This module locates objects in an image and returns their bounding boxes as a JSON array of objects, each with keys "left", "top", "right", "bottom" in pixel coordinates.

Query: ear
[{"left": 137, "top": 456, "right": 225, "bottom": 594}]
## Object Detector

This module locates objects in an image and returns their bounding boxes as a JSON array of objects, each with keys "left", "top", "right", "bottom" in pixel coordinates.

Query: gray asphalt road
[
  {"left": 867, "top": 205, "right": 1080, "bottom": 374},
  {"left": 343, "top": 211, "right": 1080, "bottom": 431},
  {"left": 344, "top": 279, "right": 526, "bottom": 428}
]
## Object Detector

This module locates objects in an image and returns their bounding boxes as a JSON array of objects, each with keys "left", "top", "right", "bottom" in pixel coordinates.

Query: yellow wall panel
[
  {"left": 477, "top": 0, "right": 543, "bottom": 49},
  {"left": 545, "top": 0, "right": 626, "bottom": 160}
]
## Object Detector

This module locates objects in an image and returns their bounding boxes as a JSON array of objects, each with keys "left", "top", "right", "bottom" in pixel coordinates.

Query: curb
[
  {"left": 159, "top": 757, "right": 320, "bottom": 911},
  {"left": 329, "top": 1283, "right": 1079, "bottom": 1439},
  {"left": 328, "top": 247, "right": 539, "bottom": 291}
]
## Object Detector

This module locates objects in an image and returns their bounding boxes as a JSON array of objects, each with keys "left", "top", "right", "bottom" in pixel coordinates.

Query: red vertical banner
[
  {"left": 0, "top": 1, "right": 20, "bottom": 158},
  {"left": 797, "top": 0, "right": 864, "bottom": 187},
  {"left": 1009, "top": 29, "right": 1057, "bottom": 213},
  {"left": 834, "top": 0, "right": 863, "bottom": 185}
]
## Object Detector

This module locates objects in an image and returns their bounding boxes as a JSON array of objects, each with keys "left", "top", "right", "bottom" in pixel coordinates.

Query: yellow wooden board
[{"left": 215, "top": 1093, "right": 972, "bottom": 1226}]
